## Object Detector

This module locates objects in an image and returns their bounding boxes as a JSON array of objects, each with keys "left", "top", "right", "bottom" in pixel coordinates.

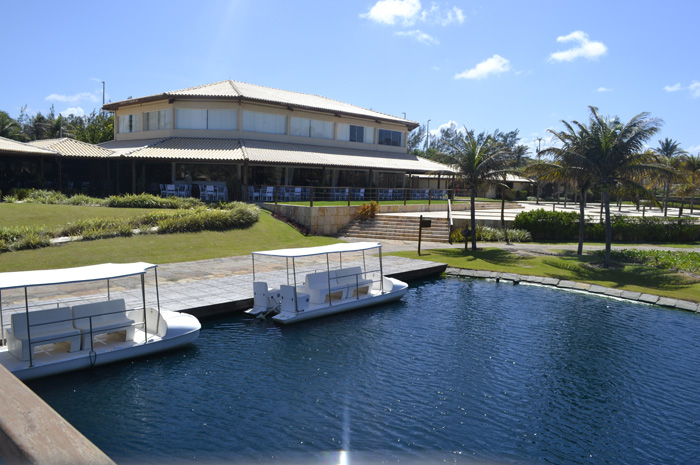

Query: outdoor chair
[
  {"left": 165, "top": 184, "right": 176, "bottom": 197},
  {"left": 262, "top": 186, "right": 274, "bottom": 202},
  {"left": 352, "top": 188, "right": 365, "bottom": 201}
]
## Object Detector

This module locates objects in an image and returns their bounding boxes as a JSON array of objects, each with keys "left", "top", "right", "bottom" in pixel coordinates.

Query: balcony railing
[{"left": 245, "top": 185, "right": 452, "bottom": 206}]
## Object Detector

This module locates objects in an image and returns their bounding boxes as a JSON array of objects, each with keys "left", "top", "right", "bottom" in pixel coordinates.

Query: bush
[
  {"left": 602, "top": 249, "right": 700, "bottom": 274},
  {"left": 22, "top": 189, "right": 68, "bottom": 204},
  {"left": 105, "top": 193, "right": 203, "bottom": 209},
  {"left": 513, "top": 209, "right": 579, "bottom": 240},
  {"left": 450, "top": 225, "right": 531, "bottom": 242},
  {"left": 7, "top": 188, "right": 34, "bottom": 200},
  {"left": 356, "top": 201, "right": 378, "bottom": 221},
  {"left": 65, "top": 194, "right": 105, "bottom": 206},
  {"left": 157, "top": 208, "right": 256, "bottom": 233}
]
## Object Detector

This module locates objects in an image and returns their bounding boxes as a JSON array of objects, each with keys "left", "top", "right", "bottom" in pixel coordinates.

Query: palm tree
[
  {"left": 542, "top": 120, "right": 595, "bottom": 255},
  {"left": 680, "top": 153, "right": 700, "bottom": 214},
  {"left": 443, "top": 128, "right": 512, "bottom": 251},
  {"left": 0, "top": 111, "right": 21, "bottom": 140},
  {"left": 549, "top": 106, "right": 664, "bottom": 267},
  {"left": 654, "top": 138, "right": 685, "bottom": 216}
]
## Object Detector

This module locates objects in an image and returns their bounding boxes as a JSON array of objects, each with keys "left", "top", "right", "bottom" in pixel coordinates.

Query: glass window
[
  {"left": 378, "top": 129, "right": 403, "bottom": 147},
  {"left": 338, "top": 124, "right": 374, "bottom": 144},
  {"left": 207, "top": 110, "right": 237, "bottom": 130},
  {"left": 292, "top": 117, "right": 333, "bottom": 139},
  {"left": 118, "top": 113, "right": 142, "bottom": 133},
  {"left": 144, "top": 110, "right": 171, "bottom": 131},
  {"left": 242, "top": 111, "right": 287, "bottom": 134},
  {"left": 175, "top": 109, "right": 207, "bottom": 129}
]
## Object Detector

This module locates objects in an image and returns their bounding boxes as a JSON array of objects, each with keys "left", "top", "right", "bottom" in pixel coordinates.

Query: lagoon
[{"left": 30, "top": 277, "right": 700, "bottom": 464}]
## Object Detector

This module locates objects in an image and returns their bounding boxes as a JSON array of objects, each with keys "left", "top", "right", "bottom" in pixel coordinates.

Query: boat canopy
[
  {"left": 0, "top": 262, "right": 157, "bottom": 291},
  {"left": 252, "top": 242, "right": 382, "bottom": 259}
]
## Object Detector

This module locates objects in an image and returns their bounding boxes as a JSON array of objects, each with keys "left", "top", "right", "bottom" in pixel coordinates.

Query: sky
[{"left": 1, "top": 0, "right": 698, "bottom": 154}]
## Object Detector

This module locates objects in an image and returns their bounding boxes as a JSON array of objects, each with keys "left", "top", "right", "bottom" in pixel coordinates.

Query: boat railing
[{"left": 8, "top": 304, "right": 152, "bottom": 367}]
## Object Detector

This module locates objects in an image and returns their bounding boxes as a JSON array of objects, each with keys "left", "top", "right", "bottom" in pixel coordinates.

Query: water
[{"left": 29, "top": 278, "right": 700, "bottom": 464}]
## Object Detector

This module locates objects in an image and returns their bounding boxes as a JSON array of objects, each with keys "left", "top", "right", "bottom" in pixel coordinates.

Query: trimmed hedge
[{"left": 514, "top": 208, "right": 700, "bottom": 242}]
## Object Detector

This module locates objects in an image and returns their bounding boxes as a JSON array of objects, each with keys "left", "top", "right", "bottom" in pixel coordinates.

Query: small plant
[
  {"left": 356, "top": 201, "right": 378, "bottom": 221},
  {"left": 2, "top": 195, "right": 19, "bottom": 203}
]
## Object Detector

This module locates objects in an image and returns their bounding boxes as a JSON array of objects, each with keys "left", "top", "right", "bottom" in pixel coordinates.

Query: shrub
[
  {"left": 513, "top": 209, "right": 579, "bottom": 240},
  {"left": 601, "top": 249, "right": 700, "bottom": 274},
  {"left": 7, "top": 188, "right": 33, "bottom": 200},
  {"left": 65, "top": 194, "right": 105, "bottom": 206},
  {"left": 22, "top": 189, "right": 68, "bottom": 204},
  {"left": 105, "top": 193, "right": 203, "bottom": 209},
  {"left": 2, "top": 195, "right": 18, "bottom": 203},
  {"left": 157, "top": 206, "right": 259, "bottom": 233},
  {"left": 13, "top": 230, "right": 51, "bottom": 251},
  {"left": 450, "top": 225, "right": 531, "bottom": 242},
  {"left": 356, "top": 201, "right": 378, "bottom": 221}
]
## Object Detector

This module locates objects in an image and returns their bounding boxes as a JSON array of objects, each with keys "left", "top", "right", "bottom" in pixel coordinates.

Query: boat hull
[
  {"left": 1, "top": 312, "right": 200, "bottom": 381},
  {"left": 272, "top": 278, "right": 408, "bottom": 325}
]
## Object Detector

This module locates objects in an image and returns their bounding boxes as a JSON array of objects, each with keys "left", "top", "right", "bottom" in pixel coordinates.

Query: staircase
[{"left": 339, "top": 214, "right": 451, "bottom": 242}]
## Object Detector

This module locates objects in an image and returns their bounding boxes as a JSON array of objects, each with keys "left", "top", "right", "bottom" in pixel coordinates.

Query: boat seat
[
  {"left": 71, "top": 299, "right": 138, "bottom": 349},
  {"left": 6, "top": 307, "right": 81, "bottom": 361},
  {"left": 304, "top": 271, "right": 345, "bottom": 304},
  {"left": 252, "top": 281, "right": 280, "bottom": 314},
  {"left": 334, "top": 267, "right": 373, "bottom": 298}
]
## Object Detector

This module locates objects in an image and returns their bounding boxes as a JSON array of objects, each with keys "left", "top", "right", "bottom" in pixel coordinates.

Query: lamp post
[{"left": 424, "top": 119, "right": 431, "bottom": 152}]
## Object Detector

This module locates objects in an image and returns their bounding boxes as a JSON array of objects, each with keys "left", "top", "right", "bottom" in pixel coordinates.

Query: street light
[{"left": 425, "top": 119, "right": 431, "bottom": 151}]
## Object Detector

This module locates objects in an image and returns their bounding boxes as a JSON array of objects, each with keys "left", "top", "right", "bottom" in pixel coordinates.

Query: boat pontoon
[
  {"left": 247, "top": 242, "right": 408, "bottom": 324},
  {"left": 0, "top": 262, "right": 201, "bottom": 381}
]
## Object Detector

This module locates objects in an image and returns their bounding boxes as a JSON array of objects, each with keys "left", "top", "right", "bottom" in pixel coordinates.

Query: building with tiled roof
[{"left": 101, "top": 80, "right": 453, "bottom": 199}]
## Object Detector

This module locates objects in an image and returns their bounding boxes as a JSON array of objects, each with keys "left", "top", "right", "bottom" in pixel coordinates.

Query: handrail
[{"left": 447, "top": 198, "right": 453, "bottom": 244}]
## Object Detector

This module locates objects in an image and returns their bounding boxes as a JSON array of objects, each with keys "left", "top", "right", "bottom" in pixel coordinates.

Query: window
[
  {"left": 378, "top": 129, "right": 402, "bottom": 147},
  {"left": 175, "top": 109, "right": 237, "bottom": 130},
  {"left": 207, "top": 110, "right": 237, "bottom": 130},
  {"left": 144, "top": 110, "right": 171, "bottom": 131},
  {"left": 290, "top": 117, "right": 334, "bottom": 139},
  {"left": 242, "top": 111, "right": 287, "bottom": 134},
  {"left": 338, "top": 124, "right": 374, "bottom": 144},
  {"left": 118, "top": 113, "right": 142, "bottom": 133},
  {"left": 175, "top": 109, "right": 207, "bottom": 129}
]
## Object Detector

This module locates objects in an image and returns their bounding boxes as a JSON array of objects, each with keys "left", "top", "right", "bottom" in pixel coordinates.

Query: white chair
[
  {"left": 247, "top": 186, "right": 259, "bottom": 202},
  {"left": 352, "top": 188, "right": 365, "bottom": 201},
  {"left": 165, "top": 184, "right": 176, "bottom": 197},
  {"left": 293, "top": 188, "right": 302, "bottom": 201},
  {"left": 204, "top": 185, "right": 216, "bottom": 202},
  {"left": 262, "top": 186, "right": 274, "bottom": 202}
]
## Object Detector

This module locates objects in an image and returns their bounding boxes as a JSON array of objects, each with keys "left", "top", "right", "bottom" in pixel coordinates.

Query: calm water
[{"left": 30, "top": 278, "right": 700, "bottom": 464}]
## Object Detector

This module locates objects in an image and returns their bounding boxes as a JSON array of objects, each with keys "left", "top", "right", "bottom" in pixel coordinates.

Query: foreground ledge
[
  {"left": 0, "top": 365, "right": 115, "bottom": 465},
  {"left": 446, "top": 268, "right": 700, "bottom": 313}
]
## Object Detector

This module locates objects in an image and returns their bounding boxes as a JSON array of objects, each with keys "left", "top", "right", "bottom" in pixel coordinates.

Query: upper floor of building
[{"left": 102, "top": 80, "right": 419, "bottom": 154}]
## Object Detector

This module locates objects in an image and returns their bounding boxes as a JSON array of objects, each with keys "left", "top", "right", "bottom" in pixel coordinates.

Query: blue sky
[{"left": 2, "top": 0, "right": 698, "bottom": 153}]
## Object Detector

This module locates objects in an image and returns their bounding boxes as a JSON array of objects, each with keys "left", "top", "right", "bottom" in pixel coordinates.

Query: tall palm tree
[
  {"left": 654, "top": 138, "right": 685, "bottom": 216},
  {"left": 443, "top": 128, "right": 512, "bottom": 251},
  {"left": 549, "top": 106, "right": 664, "bottom": 267},
  {"left": 680, "top": 153, "right": 700, "bottom": 214},
  {"left": 542, "top": 120, "right": 595, "bottom": 255}
]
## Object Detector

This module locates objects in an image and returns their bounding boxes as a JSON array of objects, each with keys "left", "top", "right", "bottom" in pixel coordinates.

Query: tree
[
  {"left": 678, "top": 153, "right": 700, "bottom": 214},
  {"left": 654, "top": 138, "right": 685, "bottom": 216},
  {"left": 543, "top": 121, "right": 595, "bottom": 255},
  {"left": 74, "top": 111, "right": 114, "bottom": 144},
  {"left": 442, "top": 128, "right": 512, "bottom": 251},
  {"left": 0, "top": 111, "right": 21, "bottom": 140},
  {"left": 549, "top": 106, "right": 664, "bottom": 267}
]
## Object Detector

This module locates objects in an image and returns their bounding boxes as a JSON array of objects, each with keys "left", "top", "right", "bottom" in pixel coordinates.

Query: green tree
[
  {"left": 680, "top": 153, "right": 700, "bottom": 214},
  {"left": 654, "top": 138, "right": 685, "bottom": 216},
  {"left": 0, "top": 111, "right": 21, "bottom": 140},
  {"left": 442, "top": 128, "right": 512, "bottom": 251},
  {"left": 74, "top": 111, "right": 114, "bottom": 144},
  {"left": 549, "top": 106, "right": 664, "bottom": 267}
]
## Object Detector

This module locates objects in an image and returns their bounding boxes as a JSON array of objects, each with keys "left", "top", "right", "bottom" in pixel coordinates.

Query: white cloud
[
  {"left": 690, "top": 81, "right": 700, "bottom": 98},
  {"left": 664, "top": 83, "right": 682, "bottom": 92},
  {"left": 597, "top": 87, "right": 612, "bottom": 92},
  {"left": 60, "top": 107, "right": 86, "bottom": 117},
  {"left": 394, "top": 29, "right": 439, "bottom": 45},
  {"left": 45, "top": 92, "right": 99, "bottom": 104},
  {"left": 549, "top": 30, "right": 607, "bottom": 62},
  {"left": 361, "top": 0, "right": 464, "bottom": 27},
  {"left": 455, "top": 55, "right": 510, "bottom": 80},
  {"left": 360, "top": 0, "right": 422, "bottom": 26},
  {"left": 687, "top": 144, "right": 700, "bottom": 154}
]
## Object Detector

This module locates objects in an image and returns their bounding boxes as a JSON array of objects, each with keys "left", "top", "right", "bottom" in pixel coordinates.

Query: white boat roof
[
  {"left": 253, "top": 242, "right": 382, "bottom": 258},
  {"left": 0, "top": 262, "right": 157, "bottom": 290}
]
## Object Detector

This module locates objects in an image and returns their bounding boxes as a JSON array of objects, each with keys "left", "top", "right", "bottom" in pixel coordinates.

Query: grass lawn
[
  {"left": 391, "top": 247, "right": 700, "bottom": 302},
  {"left": 0, "top": 210, "right": 338, "bottom": 272},
  {"left": 0, "top": 203, "right": 168, "bottom": 228}
]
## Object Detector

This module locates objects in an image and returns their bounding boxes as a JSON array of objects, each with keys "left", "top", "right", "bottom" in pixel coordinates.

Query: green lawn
[
  {"left": 0, "top": 203, "right": 168, "bottom": 228},
  {"left": 0, "top": 210, "right": 338, "bottom": 272},
  {"left": 391, "top": 248, "right": 700, "bottom": 302}
]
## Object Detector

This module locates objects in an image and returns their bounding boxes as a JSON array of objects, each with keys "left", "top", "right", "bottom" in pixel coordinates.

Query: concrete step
[{"left": 339, "top": 215, "right": 451, "bottom": 242}]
